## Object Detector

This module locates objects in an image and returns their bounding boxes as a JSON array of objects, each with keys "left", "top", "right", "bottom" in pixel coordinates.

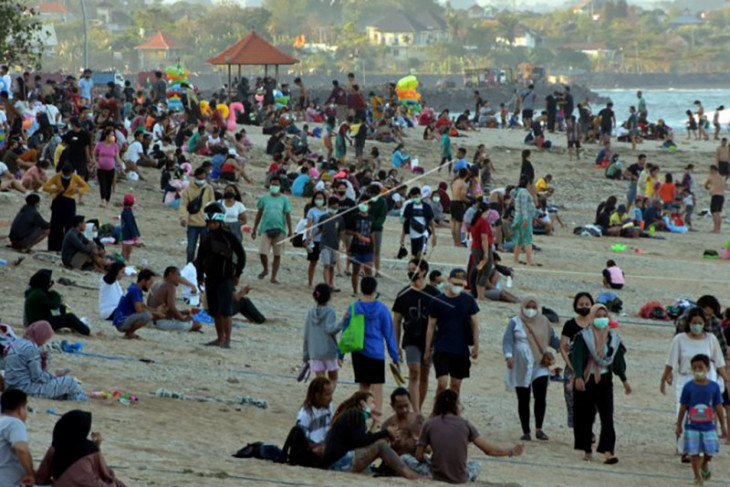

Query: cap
[
  {"left": 617, "top": 204, "right": 626, "bottom": 213},
  {"left": 421, "top": 185, "right": 432, "bottom": 199},
  {"left": 123, "top": 194, "right": 134, "bottom": 206},
  {"left": 228, "top": 148, "right": 237, "bottom": 156},
  {"left": 449, "top": 268, "right": 467, "bottom": 281}
]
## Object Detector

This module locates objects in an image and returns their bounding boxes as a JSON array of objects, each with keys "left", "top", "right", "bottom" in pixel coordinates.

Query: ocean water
[{"left": 596, "top": 89, "right": 730, "bottom": 131}]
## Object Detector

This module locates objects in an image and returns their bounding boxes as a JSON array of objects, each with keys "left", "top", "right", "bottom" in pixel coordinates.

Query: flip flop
[
  {"left": 603, "top": 457, "right": 619, "bottom": 465},
  {"left": 390, "top": 363, "right": 405, "bottom": 386},
  {"left": 297, "top": 362, "right": 311, "bottom": 382}
]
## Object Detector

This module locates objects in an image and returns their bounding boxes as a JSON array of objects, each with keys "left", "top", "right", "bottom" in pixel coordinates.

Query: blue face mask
[
  {"left": 195, "top": 179, "right": 206, "bottom": 186},
  {"left": 363, "top": 405, "right": 372, "bottom": 420}
]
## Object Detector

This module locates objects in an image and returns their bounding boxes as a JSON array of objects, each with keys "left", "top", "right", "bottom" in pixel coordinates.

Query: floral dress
[{"left": 512, "top": 187, "right": 538, "bottom": 247}]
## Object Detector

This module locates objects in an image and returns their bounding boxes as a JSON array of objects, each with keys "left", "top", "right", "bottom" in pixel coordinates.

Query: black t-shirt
[
  {"left": 520, "top": 160, "right": 535, "bottom": 184},
  {"left": 627, "top": 163, "right": 642, "bottom": 180},
  {"left": 392, "top": 284, "right": 440, "bottom": 349},
  {"left": 598, "top": 108, "right": 614, "bottom": 129},
  {"left": 546, "top": 95, "right": 556, "bottom": 112},
  {"left": 347, "top": 212, "right": 373, "bottom": 254},
  {"left": 561, "top": 318, "right": 584, "bottom": 342},
  {"left": 62, "top": 129, "right": 91, "bottom": 164}
]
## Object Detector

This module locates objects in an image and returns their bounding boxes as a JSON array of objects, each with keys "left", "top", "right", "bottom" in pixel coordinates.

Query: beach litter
[{"left": 153, "top": 388, "right": 267, "bottom": 409}]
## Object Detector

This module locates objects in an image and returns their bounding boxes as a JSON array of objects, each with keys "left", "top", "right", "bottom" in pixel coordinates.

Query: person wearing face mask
[
  {"left": 322, "top": 391, "right": 422, "bottom": 479},
  {"left": 503, "top": 295, "right": 560, "bottom": 442},
  {"left": 428, "top": 270, "right": 445, "bottom": 293},
  {"left": 661, "top": 307, "right": 728, "bottom": 463},
  {"left": 93, "top": 128, "right": 121, "bottom": 208},
  {"left": 345, "top": 200, "right": 375, "bottom": 294},
  {"left": 400, "top": 187, "right": 436, "bottom": 260},
  {"left": 559, "top": 292, "right": 595, "bottom": 429},
  {"left": 367, "top": 184, "right": 388, "bottom": 275},
  {"left": 43, "top": 164, "right": 90, "bottom": 252},
  {"left": 179, "top": 167, "right": 214, "bottom": 263},
  {"left": 252, "top": 175, "right": 293, "bottom": 284},
  {"left": 571, "top": 304, "right": 632, "bottom": 464},
  {"left": 218, "top": 184, "right": 247, "bottom": 243},
  {"left": 305, "top": 191, "right": 330, "bottom": 288},
  {"left": 424, "top": 269, "right": 480, "bottom": 399}
]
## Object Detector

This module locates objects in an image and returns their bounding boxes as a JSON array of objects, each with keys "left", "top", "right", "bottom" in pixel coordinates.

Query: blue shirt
[
  {"left": 453, "top": 158, "right": 468, "bottom": 172},
  {"left": 681, "top": 380, "right": 723, "bottom": 432},
  {"left": 78, "top": 77, "right": 94, "bottom": 100},
  {"left": 391, "top": 150, "right": 409, "bottom": 168},
  {"left": 306, "top": 207, "right": 330, "bottom": 242},
  {"left": 428, "top": 293, "right": 479, "bottom": 355},
  {"left": 341, "top": 300, "right": 399, "bottom": 363},
  {"left": 291, "top": 174, "right": 310, "bottom": 196},
  {"left": 113, "top": 283, "right": 144, "bottom": 327}
]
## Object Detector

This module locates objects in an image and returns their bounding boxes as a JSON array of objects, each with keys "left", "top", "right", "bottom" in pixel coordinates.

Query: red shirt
[
  {"left": 267, "top": 162, "right": 280, "bottom": 174},
  {"left": 470, "top": 216, "right": 493, "bottom": 250}
]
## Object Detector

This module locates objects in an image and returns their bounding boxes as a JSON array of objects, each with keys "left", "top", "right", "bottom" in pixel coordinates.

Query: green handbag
[{"left": 338, "top": 302, "right": 365, "bottom": 354}]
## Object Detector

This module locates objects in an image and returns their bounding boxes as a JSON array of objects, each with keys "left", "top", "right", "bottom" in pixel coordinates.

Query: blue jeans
[{"left": 186, "top": 225, "right": 207, "bottom": 263}]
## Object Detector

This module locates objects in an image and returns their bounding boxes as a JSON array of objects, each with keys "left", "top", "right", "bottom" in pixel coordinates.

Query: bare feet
[
  {"left": 257, "top": 270, "right": 268, "bottom": 280},
  {"left": 123, "top": 333, "right": 141, "bottom": 340}
]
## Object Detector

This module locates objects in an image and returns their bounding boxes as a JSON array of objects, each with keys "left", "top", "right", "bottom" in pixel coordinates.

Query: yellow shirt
[
  {"left": 53, "top": 145, "right": 65, "bottom": 169},
  {"left": 42, "top": 172, "right": 90, "bottom": 200},
  {"left": 536, "top": 178, "right": 549, "bottom": 193}
]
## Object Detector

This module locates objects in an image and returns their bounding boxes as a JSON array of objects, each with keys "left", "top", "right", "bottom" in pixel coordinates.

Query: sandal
[
  {"left": 535, "top": 430, "right": 549, "bottom": 441},
  {"left": 603, "top": 457, "right": 619, "bottom": 465},
  {"left": 701, "top": 468, "right": 711, "bottom": 481},
  {"left": 681, "top": 454, "right": 691, "bottom": 464}
]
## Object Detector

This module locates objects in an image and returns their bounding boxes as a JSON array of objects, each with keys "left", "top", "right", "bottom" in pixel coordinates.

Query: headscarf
[
  {"left": 28, "top": 269, "right": 53, "bottom": 292},
  {"left": 582, "top": 304, "right": 621, "bottom": 384},
  {"left": 24, "top": 321, "right": 54, "bottom": 345},
  {"left": 51, "top": 410, "right": 99, "bottom": 479},
  {"left": 519, "top": 294, "right": 550, "bottom": 361}
]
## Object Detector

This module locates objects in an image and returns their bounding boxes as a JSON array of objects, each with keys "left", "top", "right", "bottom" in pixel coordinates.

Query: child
[
  {"left": 676, "top": 354, "right": 727, "bottom": 484},
  {"left": 439, "top": 126, "right": 452, "bottom": 173},
  {"left": 302, "top": 285, "right": 341, "bottom": 388},
  {"left": 120, "top": 194, "right": 140, "bottom": 262},
  {"left": 296, "top": 377, "right": 335, "bottom": 450},
  {"left": 681, "top": 185, "right": 696, "bottom": 231},
  {"left": 319, "top": 197, "right": 342, "bottom": 290},
  {"left": 602, "top": 259, "right": 625, "bottom": 290}
]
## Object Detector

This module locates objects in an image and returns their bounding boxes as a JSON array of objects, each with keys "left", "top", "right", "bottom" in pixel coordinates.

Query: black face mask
[
  {"left": 575, "top": 307, "right": 591, "bottom": 317},
  {"left": 224, "top": 192, "right": 235, "bottom": 199}
]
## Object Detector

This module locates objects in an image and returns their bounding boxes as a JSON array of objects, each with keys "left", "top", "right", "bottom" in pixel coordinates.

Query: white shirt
[
  {"left": 125, "top": 141, "right": 144, "bottom": 163},
  {"left": 219, "top": 200, "right": 246, "bottom": 224},
  {"left": 99, "top": 277, "right": 124, "bottom": 320},
  {"left": 152, "top": 123, "right": 165, "bottom": 143},
  {"left": 0, "top": 110, "right": 6, "bottom": 127},
  {"left": 0, "top": 162, "right": 7, "bottom": 177},
  {"left": 0, "top": 75, "right": 12, "bottom": 99},
  {"left": 667, "top": 333, "right": 725, "bottom": 376}
]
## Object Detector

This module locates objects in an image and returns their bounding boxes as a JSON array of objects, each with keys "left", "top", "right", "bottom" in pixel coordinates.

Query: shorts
[
  {"left": 711, "top": 195, "right": 724, "bottom": 214},
  {"left": 259, "top": 231, "right": 286, "bottom": 257},
  {"left": 405, "top": 345, "right": 431, "bottom": 368},
  {"left": 410, "top": 236, "right": 426, "bottom": 256},
  {"left": 371, "top": 230, "right": 383, "bottom": 253},
  {"left": 306, "top": 242, "right": 321, "bottom": 262},
  {"left": 433, "top": 352, "right": 470, "bottom": 380},
  {"left": 320, "top": 247, "right": 338, "bottom": 267},
  {"left": 568, "top": 140, "right": 581, "bottom": 149},
  {"left": 451, "top": 201, "right": 466, "bottom": 223},
  {"left": 719, "top": 161, "right": 729, "bottom": 177},
  {"left": 309, "top": 359, "right": 339, "bottom": 373},
  {"left": 116, "top": 312, "right": 151, "bottom": 332},
  {"left": 206, "top": 278, "right": 235, "bottom": 317},
  {"left": 352, "top": 352, "right": 385, "bottom": 384},
  {"left": 151, "top": 319, "right": 194, "bottom": 332},
  {"left": 329, "top": 451, "right": 355, "bottom": 472},
  {"left": 350, "top": 252, "right": 374, "bottom": 265},
  {"left": 522, "top": 109, "right": 534, "bottom": 120},
  {"left": 684, "top": 429, "right": 720, "bottom": 457}
]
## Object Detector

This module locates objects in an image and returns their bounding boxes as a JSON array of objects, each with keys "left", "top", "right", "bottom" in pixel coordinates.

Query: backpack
[
  {"left": 639, "top": 300, "right": 668, "bottom": 320},
  {"left": 279, "top": 425, "right": 320, "bottom": 467}
]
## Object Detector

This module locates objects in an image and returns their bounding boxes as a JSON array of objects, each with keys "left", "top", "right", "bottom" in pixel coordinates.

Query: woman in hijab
[
  {"left": 571, "top": 304, "right": 632, "bottom": 464},
  {"left": 4, "top": 321, "right": 87, "bottom": 401},
  {"left": 35, "top": 410, "right": 126, "bottom": 486},
  {"left": 502, "top": 295, "right": 560, "bottom": 441},
  {"left": 511, "top": 177, "right": 539, "bottom": 266},
  {"left": 24, "top": 269, "right": 90, "bottom": 335}
]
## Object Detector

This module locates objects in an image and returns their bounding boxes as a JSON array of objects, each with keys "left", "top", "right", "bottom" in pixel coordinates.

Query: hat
[
  {"left": 421, "top": 185, "right": 432, "bottom": 199},
  {"left": 617, "top": 204, "right": 626, "bottom": 213},
  {"left": 449, "top": 268, "right": 468, "bottom": 281},
  {"left": 123, "top": 194, "right": 134, "bottom": 206},
  {"left": 228, "top": 148, "right": 238, "bottom": 156}
]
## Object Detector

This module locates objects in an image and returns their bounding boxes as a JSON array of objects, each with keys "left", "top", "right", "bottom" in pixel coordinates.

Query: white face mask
[
  {"left": 450, "top": 284, "right": 463, "bottom": 295},
  {"left": 523, "top": 308, "right": 538, "bottom": 319}
]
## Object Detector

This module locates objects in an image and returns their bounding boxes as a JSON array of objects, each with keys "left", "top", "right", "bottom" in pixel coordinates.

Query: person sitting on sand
[
  {"left": 113, "top": 269, "right": 165, "bottom": 339},
  {"left": 99, "top": 262, "right": 125, "bottom": 322},
  {"left": 24, "top": 269, "right": 90, "bottom": 335},
  {"left": 602, "top": 260, "right": 625, "bottom": 290},
  {"left": 36, "top": 410, "right": 126, "bottom": 486},
  {"left": 380, "top": 388, "right": 424, "bottom": 456},
  {"left": 321, "top": 391, "right": 422, "bottom": 479},
  {"left": 9, "top": 193, "right": 50, "bottom": 253},
  {"left": 4, "top": 321, "right": 87, "bottom": 401},
  {"left": 404, "top": 389, "right": 524, "bottom": 484},
  {"left": 297, "top": 377, "right": 334, "bottom": 456},
  {"left": 147, "top": 266, "right": 202, "bottom": 333},
  {"left": 61, "top": 216, "right": 106, "bottom": 272}
]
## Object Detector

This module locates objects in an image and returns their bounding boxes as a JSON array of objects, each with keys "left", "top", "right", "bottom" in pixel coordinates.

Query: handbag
[
  {"left": 523, "top": 319, "right": 555, "bottom": 367},
  {"left": 338, "top": 303, "right": 365, "bottom": 354},
  {"left": 186, "top": 186, "right": 208, "bottom": 215}
]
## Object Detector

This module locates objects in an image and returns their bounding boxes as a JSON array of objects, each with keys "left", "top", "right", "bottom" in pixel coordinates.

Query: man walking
[
  {"left": 180, "top": 167, "right": 214, "bottom": 263},
  {"left": 252, "top": 175, "right": 292, "bottom": 284}
]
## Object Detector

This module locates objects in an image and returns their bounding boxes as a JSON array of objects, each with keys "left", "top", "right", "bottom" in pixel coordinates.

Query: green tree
[{"left": 0, "top": 1, "right": 44, "bottom": 68}]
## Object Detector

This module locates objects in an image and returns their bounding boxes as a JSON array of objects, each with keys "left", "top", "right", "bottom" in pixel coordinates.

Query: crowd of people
[{"left": 0, "top": 64, "right": 728, "bottom": 486}]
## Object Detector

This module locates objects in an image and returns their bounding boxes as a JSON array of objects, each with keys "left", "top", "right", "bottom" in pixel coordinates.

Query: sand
[{"left": 0, "top": 124, "right": 729, "bottom": 487}]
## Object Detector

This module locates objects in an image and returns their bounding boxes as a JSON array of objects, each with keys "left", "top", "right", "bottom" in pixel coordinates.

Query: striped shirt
[{"left": 296, "top": 405, "right": 333, "bottom": 444}]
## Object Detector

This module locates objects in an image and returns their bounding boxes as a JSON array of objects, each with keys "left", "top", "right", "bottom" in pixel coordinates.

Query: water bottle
[{"left": 506, "top": 276, "right": 513, "bottom": 288}]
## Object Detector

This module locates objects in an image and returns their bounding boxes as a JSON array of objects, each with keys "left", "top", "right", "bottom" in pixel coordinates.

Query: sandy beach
[{"left": 1, "top": 124, "right": 728, "bottom": 487}]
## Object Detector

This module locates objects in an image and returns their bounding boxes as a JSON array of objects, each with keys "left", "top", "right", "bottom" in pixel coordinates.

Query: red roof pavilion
[{"left": 208, "top": 31, "right": 299, "bottom": 84}]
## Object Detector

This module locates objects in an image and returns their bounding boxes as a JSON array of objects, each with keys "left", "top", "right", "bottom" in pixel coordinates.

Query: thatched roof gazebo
[{"left": 207, "top": 31, "right": 299, "bottom": 88}]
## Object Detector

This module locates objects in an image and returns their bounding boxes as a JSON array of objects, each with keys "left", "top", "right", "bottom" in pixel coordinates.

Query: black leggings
[
  {"left": 48, "top": 196, "right": 76, "bottom": 252},
  {"left": 573, "top": 374, "right": 615, "bottom": 455},
  {"left": 515, "top": 375, "right": 549, "bottom": 434},
  {"left": 97, "top": 168, "right": 115, "bottom": 202},
  {"left": 47, "top": 314, "right": 91, "bottom": 336}
]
